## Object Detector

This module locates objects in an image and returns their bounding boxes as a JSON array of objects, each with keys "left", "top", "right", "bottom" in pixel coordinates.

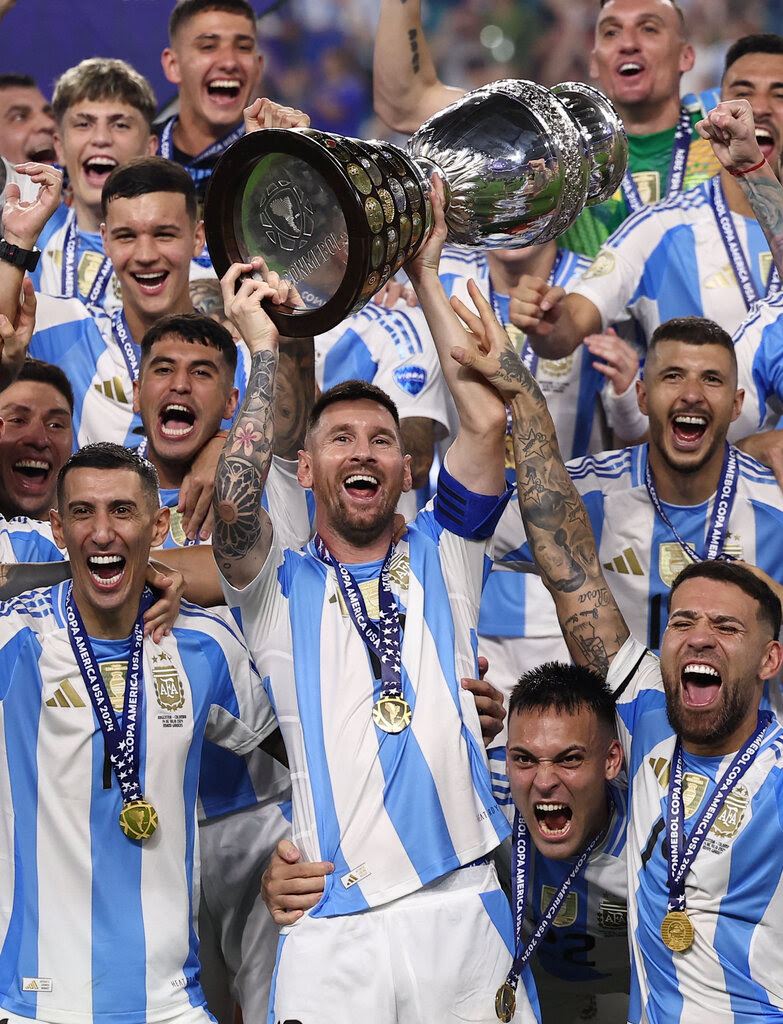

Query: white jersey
[
  {"left": 221, "top": 503, "right": 510, "bottom": 917},
  {"left": 569, "top": 178, "right": 773, "bottom": 346},
  {"left": 567, "top": 444, "right": 783, "bottom": 652},
  {"left": 608, "top": 637, "right": 783, "bottom": 1023},
  {"left": 315, "top": 301, "right": 451, "bottom": 433},
  {"left": 29, "top": 296, "right": 251, "bottom": 450},
  {"left": 730, "top": 293, "right": 783, "bottom": 439},
  {"left": 0, "top": 516, "right": 61, "bottom": 565},
  {"left": 0, "top": 582, "right": 276, "bottom": 1024}
]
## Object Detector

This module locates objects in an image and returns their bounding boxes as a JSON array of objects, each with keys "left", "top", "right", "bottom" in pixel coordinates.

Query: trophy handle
[{"left": 551, "top": 82, "right": 628, "bottom": 207}]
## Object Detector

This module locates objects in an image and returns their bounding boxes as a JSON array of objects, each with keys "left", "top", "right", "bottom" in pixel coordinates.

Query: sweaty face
[
  {"left": 134, "top": 335, "right": 237, "bottom": 476},
  {"left": 50, "top": 467, "right": 169, "bottom": 639},
  {"left": 102, "top": 192, "right": 204, "bottom": 327},
  {"left": 298, "top": 399, "right": 412, "bottom": 551},
  {"left": 590, "top": 0, "right": 694, "bottom": 115},
  {"left": 638, "top": 341, "right": 742, "bottom": 477},
  {"left": 660, "top": 577, "right": 779, "bottom": 754},
  {"left": 0, "top": 380, "right": 73, "bottom": 519},
  {"left": 721, "top": 52, "right": 783, "bottom": 174},
  {"left": 55, "top": 100, "right": 155, "bottom": 217},
  {"left": 506, "top": 707, "right": 622, "bottom": 860},
  {"left": 0, "top": 85, "right": 56, "bottom": 164},
  {"left": 162, "top": 10, "right": 262, "bottom": 136}
]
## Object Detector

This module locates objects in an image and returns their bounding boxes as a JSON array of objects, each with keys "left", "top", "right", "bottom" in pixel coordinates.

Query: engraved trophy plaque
[{"left": 204, "top": 79, "right": 627, "bottom": 337}]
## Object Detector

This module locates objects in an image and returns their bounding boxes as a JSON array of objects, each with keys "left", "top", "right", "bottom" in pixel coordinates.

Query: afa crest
[{"left": 152, "top": 651, "right": 185, "bottom": 710}]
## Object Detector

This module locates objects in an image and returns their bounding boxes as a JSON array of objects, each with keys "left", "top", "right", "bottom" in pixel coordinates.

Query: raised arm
[
  {"left": 373, "top": 0, "right": 466, "bottom": 133},
  {"left": 212, "top": 261, "right": 283, "bottom": 589},
  {"left": 446, "top": 300, "right": 630, "bottom": 674},
  {"left": 406, "top": 179, "right": 506, "bottom": 495},
  {"left": 508, "top": 276, "right": 602, "bottom": 359},
  {"left": 697, "top": 98, "right": 783, "bottom": 276}
]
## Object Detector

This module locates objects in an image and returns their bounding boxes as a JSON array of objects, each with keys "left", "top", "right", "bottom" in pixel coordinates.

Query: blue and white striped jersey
[
  {"left": 0, "top": 515, "right": 62, "bottom": 565},
  {"left": 608, "top": 637, "right": 783, "bottom": 1024},
  {"left": 315, "top": 301, "right": 451, "bottom": 435},
  {"left": 567, "top": 444, "right": 783, "bottom": 653},
  {"left": 731, "top": 293, "right": 783, "bottom": 438},
  {"left": 438, "top": 245, "right": 603, "bottom": 461},
  {"left": 29, "top": 295, "right": 251, "bottom": 450},
  {"left": 0, "top": 582, "right": 275, "bottom": 1024},
  {"left": 569, "top": 178, "right": 773, "bottom": 345},
  {"left": 221, "top": 505, "right": 510, "bottom": 917}
]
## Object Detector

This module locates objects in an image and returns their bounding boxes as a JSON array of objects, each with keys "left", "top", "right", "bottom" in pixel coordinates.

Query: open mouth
[
  {"left": 87, "top": 554, "right": 126, "bottom": 588},
  {"left": 755, "top": 127, "right": 775, "bottom": 161},
  {"left": 207, "top": 78, "right": 242, "bottom": 102},
  {"left": 159, "top": 403, "right": 196, "bottom": 439},
  {"left": 83, "top": 155, "right": 118, "bottom": 188},
  {"left": 28, "top": 144, "right": 57, "bottom": 164},
  {"left": 618, "top": 61, "right": 644, "bottom": 78},
  {"left": 681, "top": 661, "right": 722, "bottom": 708},
  {"left": 12, "top": 458, "right": 51, "bottom": 489},
  {"left": 671, "top": 414, "right": 707, "bottom": 449},
  {"left": 534, "top": 802, "right": 573, "bottom": 837},
  {"left": 132, "top": 270, "right": 169, "bottom": 295},
  {"left": 343, "top": 472, "right": 380, "bottom": 500}
]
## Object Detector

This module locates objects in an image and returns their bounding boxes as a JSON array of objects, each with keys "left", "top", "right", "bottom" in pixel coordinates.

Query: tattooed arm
[
  {"left": 697, "top": 99, "right": 783, "bottom": 275},
  {"left": 443, "top": 288, "right": 630, "bottom": 675},
  {"left": 373, "top": 0, "right": 465, "bottom": 133},
  {"left": 212, "top": 260, "right": 285, "bottom": 589}
]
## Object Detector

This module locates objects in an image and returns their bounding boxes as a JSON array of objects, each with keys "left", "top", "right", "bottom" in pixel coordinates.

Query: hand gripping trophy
[{"left": 204, "top": 80, "right": 628, "bottom": 336}]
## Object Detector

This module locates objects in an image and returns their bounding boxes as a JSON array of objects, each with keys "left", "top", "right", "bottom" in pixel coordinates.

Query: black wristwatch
[{"left": 0, "top": 238, "right": 41, "bottom": 272}]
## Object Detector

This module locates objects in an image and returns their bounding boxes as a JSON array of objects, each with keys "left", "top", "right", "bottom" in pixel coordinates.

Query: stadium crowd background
[{"left": 2, "top": 0, "right": 783, "bottom": 143}]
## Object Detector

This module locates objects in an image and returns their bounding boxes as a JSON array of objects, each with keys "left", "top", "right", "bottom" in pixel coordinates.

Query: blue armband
[{"left": 434, "top": 464, "right": 512, "bottom": 539}]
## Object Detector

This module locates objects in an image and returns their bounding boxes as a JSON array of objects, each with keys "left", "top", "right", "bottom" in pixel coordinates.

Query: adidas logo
[
  {"left": 45, "top": 680, "right": 85, "bottom": 708},
  {"left": 94, "top": 376, "right": 128, "bottom": 404},
  {"left": 603, "top": 547, "right": 644, "bottom": 576}
]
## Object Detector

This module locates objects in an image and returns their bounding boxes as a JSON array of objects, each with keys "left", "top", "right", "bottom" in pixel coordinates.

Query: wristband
[
  {"left": 730, "top": 157, "right": 767, "bottom": 177},
  {"left": 0, "top": 238, "right": 40, "bottom": 272}
]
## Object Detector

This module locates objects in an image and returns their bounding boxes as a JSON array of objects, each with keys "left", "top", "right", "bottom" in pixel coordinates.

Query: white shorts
[
  {"left": 268, "top": 861, "right": 539, "bottom": 1024},
  {"left": 198, "top": 798, "right": 291, "bottom": 1024}
]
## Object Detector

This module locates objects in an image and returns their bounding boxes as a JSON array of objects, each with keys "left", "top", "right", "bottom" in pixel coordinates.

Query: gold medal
[
  {"left": 495, "top": 982, "right": 516, "bottom": 1022},
  {"left": 372, "top": 695, "right": 412, "bottom": 733},
  {"left": 660, "top": 910, "right": 694, "bottom": 952},
  {"left": 119, "top": 799, "right": 159, "bottom": 841}
]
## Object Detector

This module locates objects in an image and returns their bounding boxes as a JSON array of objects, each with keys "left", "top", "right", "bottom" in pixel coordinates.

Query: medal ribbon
[
  {"left": 622, "top": 106, "right": 692, "bottom": 214},
  {"left": 61, "top": 210, "right": 114, "bottom": 307},
  {"left": 644, "top": 444, "right": 739, "bottom": 563},
  {"left": 313, "top": 534, "right": 403, "bottom": 700},
  {"left": 503, "top": 796, "right": 614, "bottom": 992},
  {"left": 65, "top": 584, "right": 154, "bottom": 803},
  {"left": 111, "top": 309, "right": 141, "bottom": 385},
  {"left": 666, "top": 711, "right": 771, "bottom": 913},
  {"left": 708, "top": 176, "right": 781, "bottom": 310},
  {"left": 158, "top": 116, "right": 245, "bottom": 167}
]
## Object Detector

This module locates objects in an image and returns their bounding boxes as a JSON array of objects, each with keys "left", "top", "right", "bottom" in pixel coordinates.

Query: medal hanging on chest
[
  {"left": 65, "top": 585, "right": 158, "bottom": 840},
  {"left": 314, "top": 535, "right": 410, "bottom": 733}
]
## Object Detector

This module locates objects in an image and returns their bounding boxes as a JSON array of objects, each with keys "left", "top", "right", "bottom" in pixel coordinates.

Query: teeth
[
  {"left": 209, "top": 78, "right": 241, "bottom": 89},
  {"left": 674, "top": 415, "right": 706, "bottom": 425},
  {"left": 165, "top": 404, "right": 191, "bottom": 414},
  {"left": 89, "top": 555, "right": 124, "bottom": 565},
  {"left": 619, "top": 62, "right": 642, "bottom": 73},
  {"left": 15, "top": 460, "right": 49, "bottom": 470},
  {"left": 684, "top": 663, "right": 720, "bottom": 677},
  {"left": 135, "top": 272, "right": 166, "bottom": 280},
  {"left": 756, "top": 128, "right": 773, "bottom": 141},
  {"left": 536, "top": 802, "right": 568, "bottom": 811},
  {"left": 345, "top": 474, "right": 378, "bottom": 486}
]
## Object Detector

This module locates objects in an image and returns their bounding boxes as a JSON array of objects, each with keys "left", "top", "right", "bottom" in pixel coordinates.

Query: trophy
[{"left": 204, "top": 80, "right": 627, "bottom": 337}]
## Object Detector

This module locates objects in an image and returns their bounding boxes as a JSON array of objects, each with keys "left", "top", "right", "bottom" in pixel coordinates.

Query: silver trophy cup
[{"left": 204, "top": 79, "right": 627, "bottom": 337}]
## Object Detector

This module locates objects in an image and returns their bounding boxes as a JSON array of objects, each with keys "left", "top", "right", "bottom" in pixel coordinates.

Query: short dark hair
[
  {"left": 169, "top": 0, "right": 258, "bottom": 42},
  {"left": 0, "top": 74, "right": 38, "bottom": 91},
  {"left": 101, "top": 156, "right": 197, "bottom": 221},
  {"left": 668, "top": 560, "right": 782, "bottom": 639},
  {"left": 9, "top": 358, "right": 75, "bottom": 413},
  {"left": 57, "top": 442, "right": 160, "bottom": 511},
  {"left": 140, "top": 312, "right": 238, "bottom": 376},
  {"left": 646, "top": 316, "right": 737, "bottom": 375},
  {"left": 598, "top": 0, "right": 686, "bottom": 34},
  {"left": 508, "top": 661, "right": 616, "bottom": 732},
  {"left": 306, "top": 379, "right": 401, "bottom": 441},
  {"left": 723, "top": 34, "right": 783, "bottom": 81},
  {"left": 52, "top": 58, "right": 157, "bottom": 128}
]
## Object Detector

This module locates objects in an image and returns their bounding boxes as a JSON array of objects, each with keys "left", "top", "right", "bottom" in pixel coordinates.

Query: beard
[
  {"left": 663, "top": 674, "right": 752, "bottom": 749},
  {"left": 323, "top": 486, "right": 399, "bottom": 549}
]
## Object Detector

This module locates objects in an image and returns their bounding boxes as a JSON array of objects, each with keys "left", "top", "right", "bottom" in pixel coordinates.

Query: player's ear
[{"left": 604, "top": 737, "right": 623, "bottom": 781}]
